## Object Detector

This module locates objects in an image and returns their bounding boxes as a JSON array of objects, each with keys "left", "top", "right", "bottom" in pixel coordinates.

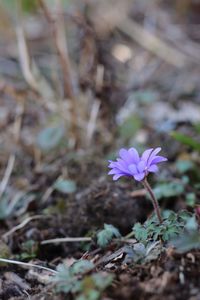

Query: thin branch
[
  {"left": 0, "top": 258, "right": 57, "bottom": 274},
  {"left": 3, "top": 215, "right": 47, "bottom": 239},
  {"left": 130, "top": 188, "right": 146, "bottom": 198},
  {"left": 41, "top": 237, "right": 92, "bottom": 245}
]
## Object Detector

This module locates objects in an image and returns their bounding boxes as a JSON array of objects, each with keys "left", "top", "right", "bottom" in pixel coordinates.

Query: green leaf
[
  {"left": 54, "top": 178, "right": 76, "bottom": 194},
  {"left": 132, "top": 210, "right": 193, "bottom": 243},
  {"left": 133, "top": 223, "right": 148, "bottom": 242},
  {"left": 0, "top": 193, "right": 34, "bottom": 220},
  {"left": 119, "top": 115, "right": 142, "bottom": 140},
  {"left": 0, "top": 240, "right": 11, "bottom": 259},
  {"left": 170, "top": 232, "right": 200, "bottom": 253},
  {"left": 178, "top": 210, "right": 193, "bottom": 222},
  {"left": 176, "top": 160, "right": 194, "bottom": 173},
  {"left": 36, "top": 125, "right": 65, "bottom": 151},
  {"left": 153, "top": 182, "right": 184, "bottom": 200},
  {"left": 171, "top": 131, "right": 200, "bottom": 152},
  {"left": 97, "top": 224, "right": 121, "bottom": 248},
  {"left": 133, "top": 90, "right": 159, "bottom": 104},
  {"left": 92, "top": 273, "right": 113, "bottom": 290},
  {"left": 193, "top": 122, "right": 200, "bottom": 134},
  {"left": 185, "top": 216, "right": 198, "bottom": 231},
  {"left": 186, "top": 193, "right": 196, "bottom": 207},
  {"left": 54, "top": 263, "right": 82, "bottom": 293},
  {"left": 72, "top": 260, "right": 94, "bottom": 275}
]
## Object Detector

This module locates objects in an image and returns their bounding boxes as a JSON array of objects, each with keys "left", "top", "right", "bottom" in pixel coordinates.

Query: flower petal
[
  {"left": 141, "top": 148, "right": 153, "bottom": 163},
  {"left": 134, "top": 172, "right": 145, "bottom": 181},
  {"left": 113, "top": 174, "right": 124, "bottom": 180},
  {"left": 148, "top": 165, "right": 158, "bottom": 173},
  {"left": 119, "top": 148, "right": 129, "bottom": 160},
  {"left": 128, "top": 164, "right": 137, "bottom": 174},
  {"left": 115, "top": 159, "right": 130, "bottom": 173},
  {"left": 150, "top": 156, "right": 167, "bottom": 165},
  {"left": 108, "top": 168, "right": 122, "bottom": 175},
  {"left": 137, "top": 161, "right": 146, "bottom": 172},
  {"left": 108, "top": 161, "right": 117, "bottom": 168},
  {"left": 147, "top": 148, "right": 163, "bottom": 165},
  {"left": 148, "top": 147, "right": 161, "bottom": 159},
  {"left": 128, "top": 148, "right": 140, "bottom": 163},
  {"left": 119, "top": 148, "right": 135, "bottom": 164}
]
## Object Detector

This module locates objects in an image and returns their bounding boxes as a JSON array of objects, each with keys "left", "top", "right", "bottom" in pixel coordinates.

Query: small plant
[
  {"left": 133, "top": 210, "right": 192, "bottom": 243},
  {"left": 97, "top": 224, "right": 121, "bottom": 248},
  {"left": 53, "top": 260, "right": 113, "bottom": 299},
  {"left": 108, "top": 147, "right": 167, "bottom": 223},
  {"left": 16, "top": 240, "right": 38, "bottom": 260},
  {"left": 0, "top": 192, "right": 33, "bottom": 220},
  {"left": 169, "top": 214, "right": 200, "bottom": 252}
]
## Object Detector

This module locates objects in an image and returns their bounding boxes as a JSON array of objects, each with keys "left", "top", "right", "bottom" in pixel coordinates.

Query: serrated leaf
[
  {"left": 92, "top": 273, "right": 113, "bottom": 290},
  {"left": 37, "top": 125, "right": 65, "bottom": 151},
  {"left": 54, "top": 263, "right": 82, "bottom": 293},
  {"left": 178, "top": 210, "right": 193, "bottom": 222},
  {"left": 133, "top": 223, "right": 148, "bottom": 242},
  {"left": 72, "top": 260, "right": 94, "bottom": 275},
  {"left": 97, "top": 224, "right": 121, "bottom": 248},
  {"left": 54, "top": 178, "right": 76, "bottom": 194}
]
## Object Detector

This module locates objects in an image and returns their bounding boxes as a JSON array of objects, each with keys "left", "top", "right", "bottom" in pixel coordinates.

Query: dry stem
[
  {"left": 142, "top": 178, "right": 163, "bottom": 224},
  {"left": 38, "top": 0, "right": 80, "bottom": 146}
]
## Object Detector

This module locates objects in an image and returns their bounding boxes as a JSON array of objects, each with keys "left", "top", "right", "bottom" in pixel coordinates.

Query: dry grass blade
[
  {"left": 119, "top": 18, "right": 189, "bottom": 68},
  {"left": 0, "top": 258, "right": 57, "bottom": 274},
  {"left": 16, "top": 24, "right": 56, "bottom": 101},
  {"left": 2, "top": 215, "right": 48, "bottom": 239},
  {"left": 38, "top": 0, "right": 80, "bottom": 146},
  {"left": 41, "top": 237, "right": 92, "bottom": 245},
  {"left": 86, "top": 100, "right": 101, "bottom": 146},
  {"left": 0, "top": 155, "right": 15, "bottom": 199}
]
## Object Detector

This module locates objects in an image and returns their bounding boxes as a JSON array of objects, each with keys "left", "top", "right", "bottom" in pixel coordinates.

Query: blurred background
[
  {"left": 0, "top": 0, "right": 200, "bottom": 228},
  {"left": 1, "top": 0, "right": 200, "bottom": 155}
]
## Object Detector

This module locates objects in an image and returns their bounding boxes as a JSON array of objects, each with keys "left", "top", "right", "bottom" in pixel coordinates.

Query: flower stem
[{"left": 142, "top": 178, "right": 163, "bottom": 224}]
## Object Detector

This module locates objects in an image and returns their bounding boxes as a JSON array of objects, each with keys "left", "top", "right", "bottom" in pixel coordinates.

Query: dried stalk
[
  {"left": 15, "top": 0, "right": 56, "bottom": 103},
  {"left": 38, "top": 0, "right": 80, "bottom": 146},
  {"left": 0, "top": 258, "right": 57, "bottom": 274},
  {"left": 119, "top": 18, "right": 188, "bottom": 68},
  {"left": 142, "top": 178, "right": 163, "bottom": 224},
  {"left": 41, "top": 237, "right": 92, "bottom": 245}
]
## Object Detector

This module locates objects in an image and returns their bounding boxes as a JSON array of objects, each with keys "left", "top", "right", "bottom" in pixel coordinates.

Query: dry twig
[
  {"left": 2, "top": 215, "right": 47, "bottom": 239},
  {"left": 41, "top": 237, "right": 92, "bottom": 245},
  {"left": 0, "top": 258, "right": 57, "bottom": 274}
]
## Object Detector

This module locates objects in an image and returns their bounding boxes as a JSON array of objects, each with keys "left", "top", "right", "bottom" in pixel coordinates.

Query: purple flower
[{"left": 108, "top": 147, "right": 167, "bottom": 182}]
